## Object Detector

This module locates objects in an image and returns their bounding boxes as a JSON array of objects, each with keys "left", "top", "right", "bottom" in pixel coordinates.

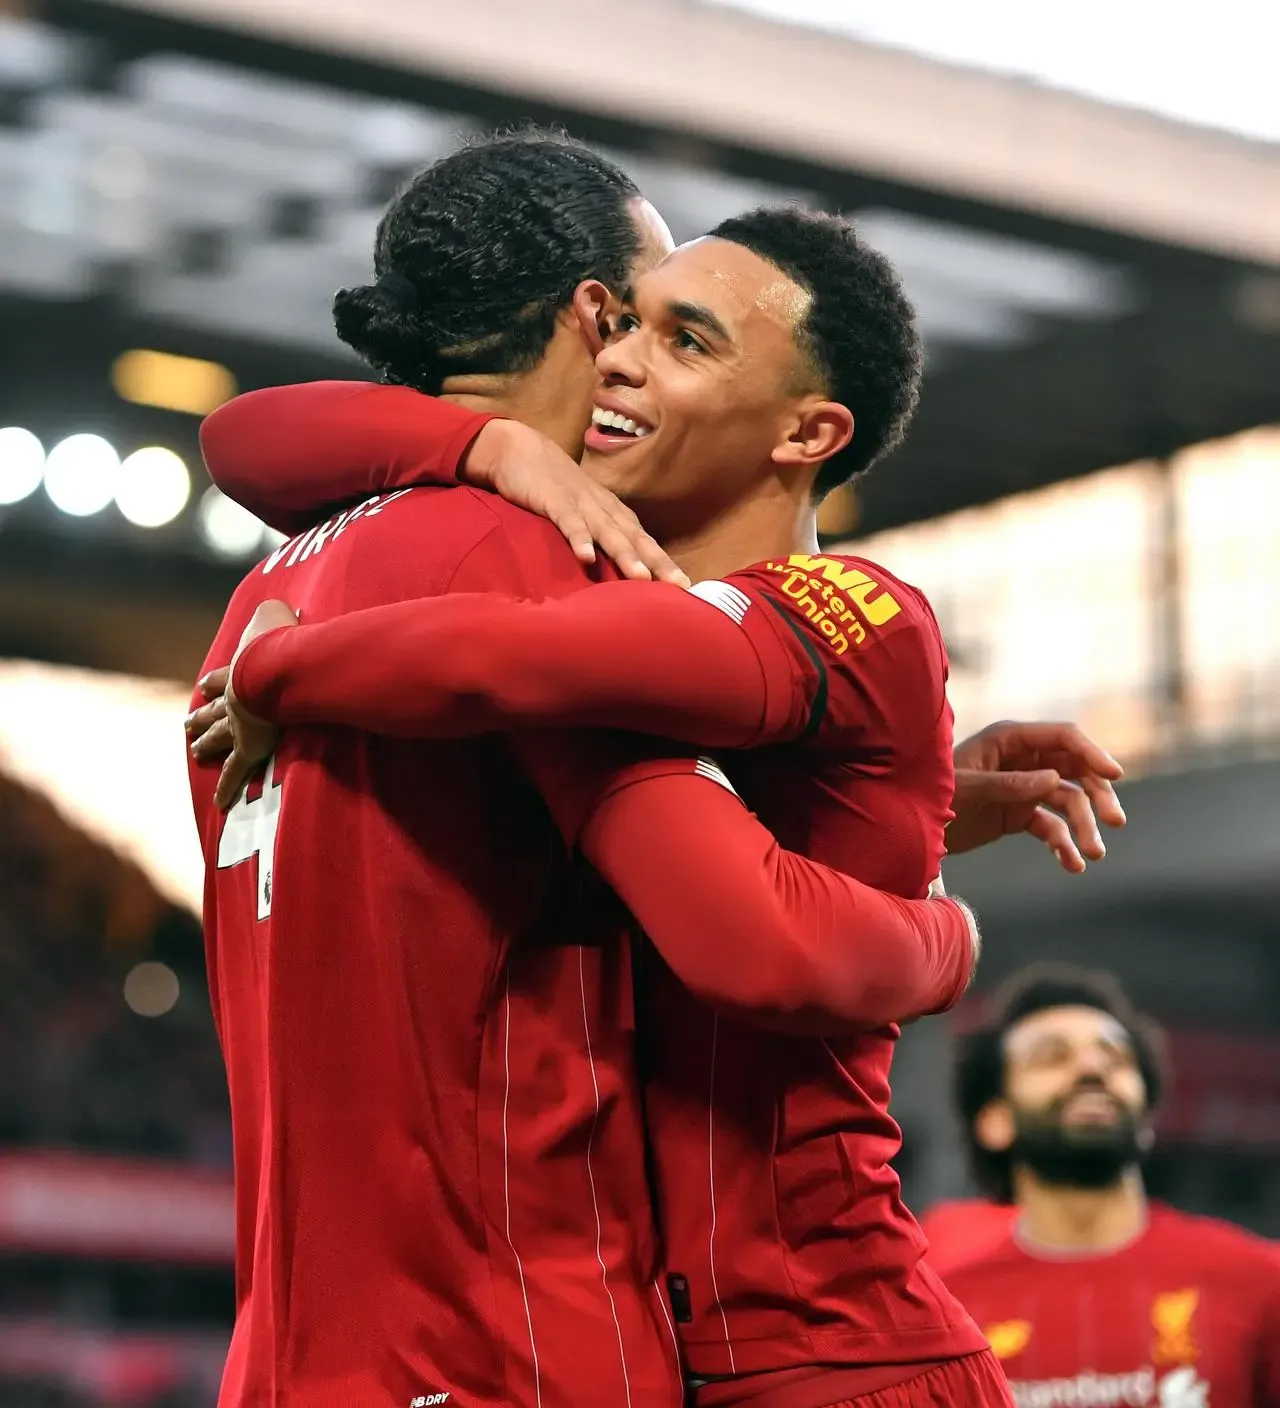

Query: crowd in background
[{"left": 0, "top": 775, "right": 229, "bottom": 1170}]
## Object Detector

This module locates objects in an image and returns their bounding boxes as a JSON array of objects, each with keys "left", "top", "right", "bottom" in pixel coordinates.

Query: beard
[{"left": 1009, "top": 1087, "right": 1146, "bottom": 1191}]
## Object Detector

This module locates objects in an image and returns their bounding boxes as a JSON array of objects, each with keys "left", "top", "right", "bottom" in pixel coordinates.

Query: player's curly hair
[
  {"left": 953, "top": 963, "right": 1170, "bottom": 1204},
  {"left": 333, "top": 129, "right": 642, "bottom": 391},
  {"left": 709, "top": 207, "right": 923, "bottom": 499}
]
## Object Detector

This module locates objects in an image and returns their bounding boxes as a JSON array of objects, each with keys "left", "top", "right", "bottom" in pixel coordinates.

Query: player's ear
[
  {"left": 571, "top": 279, "right": 614, "bottom": 357},
  {"left": 973, "top": 1099, "right": 1016, "bottom": 1154},
  {"left": 771, "top": 397, "right": 854, "bottom": 471}
]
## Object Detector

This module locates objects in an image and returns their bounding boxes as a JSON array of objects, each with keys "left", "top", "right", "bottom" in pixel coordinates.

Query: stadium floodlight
[
  {"left": 0, "top": 427, "right": 46, "bottom": 505},
  {"left": 116, "top": 446, "right": 192, "bottom": 528},
  {"left": 198, "top": 484, "right": 267, "bottom": 558},
  {"left": 44, "top": 434, "right": 120, "bottom": 516},
  {"left": 112, "top": 348, "right": 237, "bottom": 417}
]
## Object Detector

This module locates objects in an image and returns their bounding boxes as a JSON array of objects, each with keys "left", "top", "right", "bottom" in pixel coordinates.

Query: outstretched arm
[
  {"left": 216, "top": 580, "right": 830, "bottom": 753},
  {"left": 200, "top": 381, "right": 686, "bottom": 583},
  {"left": 522, "top": 736, "right": 977, "bottom": 1034},
  {"left": 191, "top": 594, "right": 1128, "bottom": 879},
  {"left": 189, "top": 604, "right": 976, "bottom": 1035},
  {"left": 200, "top": 382, "right": 493, "bottom": 535}
]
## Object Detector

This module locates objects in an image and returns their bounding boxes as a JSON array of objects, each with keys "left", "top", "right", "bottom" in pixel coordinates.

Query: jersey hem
[{"left": 678, "top": 1321, "right": 989, "bottom": 1378}]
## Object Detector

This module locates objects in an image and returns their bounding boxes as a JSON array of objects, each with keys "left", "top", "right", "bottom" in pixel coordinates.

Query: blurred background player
[{"left": 944, "top": 964, "right": 1280, "bottom": 1406}]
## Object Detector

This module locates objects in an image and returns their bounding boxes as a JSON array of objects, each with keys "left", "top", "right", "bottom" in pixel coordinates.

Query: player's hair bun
[{"left": 332, "top": 277, "right": 436, "bottom": 384}]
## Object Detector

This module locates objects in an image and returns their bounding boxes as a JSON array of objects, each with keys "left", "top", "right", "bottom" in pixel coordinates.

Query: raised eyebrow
[{"left": 668, "top": 300, "right": 733, "bottom": 344}]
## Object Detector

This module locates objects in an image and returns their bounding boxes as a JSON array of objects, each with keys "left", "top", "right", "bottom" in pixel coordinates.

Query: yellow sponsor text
[{"left": 764, "top": 555, "right": 902, "bottom": 657}]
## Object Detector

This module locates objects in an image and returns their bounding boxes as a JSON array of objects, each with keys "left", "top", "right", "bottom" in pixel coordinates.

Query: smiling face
[
  {"left": 578, "top": 236, "right": 853, "bottom": 537},
  {"left": 977, "top": 1005, "right": 1152, "bottom": 1190}
]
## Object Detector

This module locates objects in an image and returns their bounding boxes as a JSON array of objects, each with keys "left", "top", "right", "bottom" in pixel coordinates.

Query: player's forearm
[
  {"left": 576, "top": 773, "right": 975, "bottom": 1035},
  {"left": 199, "top": 382, "right": 493, "bottom": 535},
  {"left": 232, "top": 584, "right": 780, "bottom": 745}
]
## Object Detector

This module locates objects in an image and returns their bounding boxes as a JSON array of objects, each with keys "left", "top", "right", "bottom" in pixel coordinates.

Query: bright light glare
[
  {"left": 0, "top": 660, "right": 202, "bottom": 914},
  {"left": 112, "top": 348, "right": 236, "bottom": 417},
  {"left": 116, "top": 446, "right": 191, "bottom": 528},
  {"left": 124, "top": 961, "right": 180, "bottom": 1017},
  {"left": 198, "top": 485, "right": 267, "bottom": 558},
  {"left": 0, "top": 427, "right": 46, "bottom": 505},
  {"left": 44, "top": 434, "right": 120, "bottom": 517}
]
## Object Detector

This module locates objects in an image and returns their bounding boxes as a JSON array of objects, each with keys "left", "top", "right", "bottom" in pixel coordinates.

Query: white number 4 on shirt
[{"left": 217, "top": 756, "right": 282, "bottom": 920}]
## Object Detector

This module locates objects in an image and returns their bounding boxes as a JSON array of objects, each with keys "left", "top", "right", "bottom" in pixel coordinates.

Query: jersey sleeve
[
  {"left": 517, "top": 733, "right": 975, "bottom": 1034},
  {"left": 720, "top": 552, "right": 951, "bottom": 748},
  {"left": 230, "top": 577, "right": 819, "bottom": 747},
  {"left": 199, "top": 382, "right": 496, "bottom": 536},
  {"left": 231, "top": 552, "right": 948, "bottom": 752}
]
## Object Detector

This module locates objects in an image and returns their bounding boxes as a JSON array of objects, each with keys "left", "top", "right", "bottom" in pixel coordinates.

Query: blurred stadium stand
[{"left": 0, "top": 1, "right": 1277, "bottom": 1399}]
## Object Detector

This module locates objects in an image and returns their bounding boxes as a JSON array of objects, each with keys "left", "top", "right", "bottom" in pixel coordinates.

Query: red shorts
[{"left": 825, "top": 1351, "right": 1013, "bottom": 1407}]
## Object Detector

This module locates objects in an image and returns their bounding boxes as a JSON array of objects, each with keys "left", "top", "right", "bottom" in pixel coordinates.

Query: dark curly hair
[
  {"left": 709, "top": 206, "right": 922, "bottom": 498},
  {"left": 333, "top": 129, "right": 642, "bottom": 392},
  {"left": 953, "top": 963, "right": 1169, "bottom": 1204}
]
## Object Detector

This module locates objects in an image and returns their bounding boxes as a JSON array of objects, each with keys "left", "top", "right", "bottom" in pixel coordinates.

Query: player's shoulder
[
  {"left": 728, "top": 551, "right": 940, "bottom": 650},
  {"left": 921, "top": 1199, "right": 1018, "bottom": 1279},
  {"left": 708, "top": 551, "right": 946, "bottom": 713},
  {"left": 440, "top": 489, "right": 608, "bottom": 596},
  {"left": 459, "top": 486, "right": 574, "bottom": 546},
  {"left": 934, "top": 1229, "right": 1025, "bottom": 1286},
  {"left": 1151, "top": 1203, "right": 1280, "bottom": 1269}
]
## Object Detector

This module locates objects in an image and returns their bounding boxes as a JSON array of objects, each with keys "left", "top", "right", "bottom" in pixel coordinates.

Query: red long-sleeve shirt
[
  {"left": 192, "top": 485, "right": 688, "bottom": 1408},
  {"left": 944, "top": 1205, "right": 1280, "bottom": 1408},
  {"left": 233, "top": 590, "right": 972, "bottom": 1037},
  {"left": 202, "top": 380, "right": 495, "bottom": 535},
  {"left": 205, "top": 382, "right": 988, "bottom": 1402},
  {"left": 230, "top": 579, "right": 809, "bottom": 748}
]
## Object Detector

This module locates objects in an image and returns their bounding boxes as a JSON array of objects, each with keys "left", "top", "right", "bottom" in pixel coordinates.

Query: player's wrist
[
  {"left": 458, "top": 417, "right": 518, "bottom": 489},
  {"left": 951, "top": 896, "right": 981, "bottom": 979},
  {"left": 230, "top": 629, "right": 291, "bottom": 723}
]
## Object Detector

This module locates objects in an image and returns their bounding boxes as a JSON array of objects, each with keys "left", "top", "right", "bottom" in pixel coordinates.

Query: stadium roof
[
  {"left": 709, "top": 0, "right": 1280, "bottom": 146},
  {"left": 2, "top": 3, "right": 1278, "bottom": 634}
]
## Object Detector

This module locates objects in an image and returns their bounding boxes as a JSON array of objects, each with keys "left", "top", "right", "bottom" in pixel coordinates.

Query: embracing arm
[
  {"left": 231, "top": 580, "right": 815, "bottom": 751},
  {"left": 199, "top": 382, "right": 494, "bottom": 535},
  {"left": 522, "top": 739, "right": 976, "bottom": 1034}
]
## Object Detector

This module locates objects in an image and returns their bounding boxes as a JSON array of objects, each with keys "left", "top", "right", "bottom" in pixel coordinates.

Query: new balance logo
[
  {"left": 694, "top": 757, "right": 739, "bottom": 797},
  {"left": 410, "top": 1395, "right": 450, "bottom": 1406},
  {"left": 688, "top": 579, "right": 752, "bottom": 626}
]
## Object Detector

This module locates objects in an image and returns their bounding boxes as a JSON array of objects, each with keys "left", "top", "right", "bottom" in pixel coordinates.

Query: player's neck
[
  {"left": 656, "top": 479, "right": 822, "bottom": 583},
  {"left": 1014, "top": 1166, "right": 1148, "bottom": 1255},
  {"left": 440, "top": 345, "right": 589, "bottom": 459}
]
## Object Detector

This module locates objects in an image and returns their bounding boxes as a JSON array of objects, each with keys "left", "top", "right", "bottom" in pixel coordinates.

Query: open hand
[
  {"left": 947, "top": 720, "right": 1126, "bottom": 873},
  {"left": 463, "top": 419, "right": 689, "bottom": 587},
  {"left": 186, "top": 600, "right": 297, "bottom": 808}
]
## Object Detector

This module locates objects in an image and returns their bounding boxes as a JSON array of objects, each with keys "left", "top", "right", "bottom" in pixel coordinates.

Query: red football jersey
[
  {"left": 233, "top": 551, "right": 989, "bottom": 1390},
  {"left": 201, "top": 384, "right": 989, "bottom": 1401},
  {"left": 921, "top": 1199, "right": 1018, "bottom": 1277},
  {"left": 189, "top": 486, "right": 681, "bottom": 1407},
  {"left": 943, "top": 1204, "right": 1280, "bottom": 1408},
  {"left": 633, "top": 554, "right": 986, "bottom": 1385}
]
